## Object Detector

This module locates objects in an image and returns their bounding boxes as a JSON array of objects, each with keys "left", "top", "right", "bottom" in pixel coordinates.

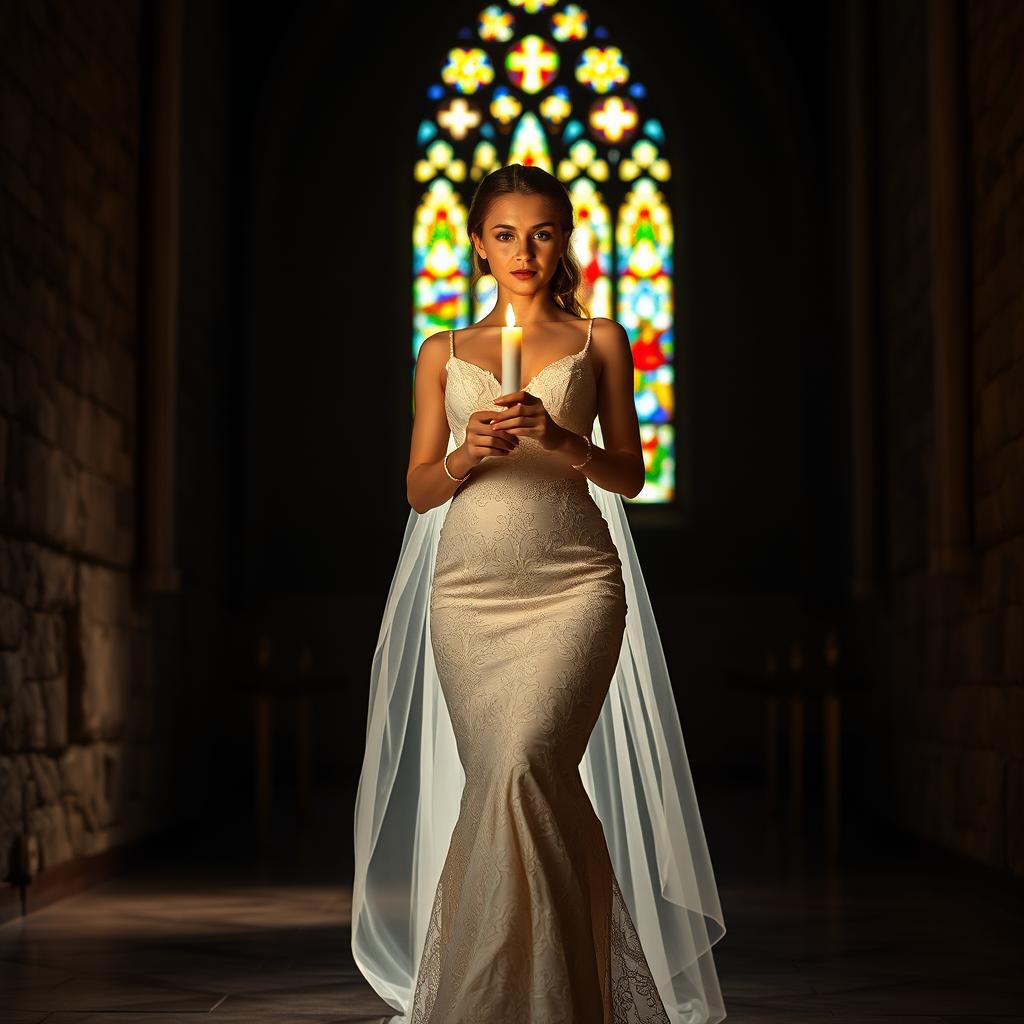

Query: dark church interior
[{"left": 2, "top": 0, "right": 1023, "bottom": 1020}]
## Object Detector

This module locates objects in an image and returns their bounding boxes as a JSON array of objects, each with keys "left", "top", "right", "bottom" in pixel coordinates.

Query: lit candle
[{"left": 500, "top": 302, "right": 522, "bottom": 394}]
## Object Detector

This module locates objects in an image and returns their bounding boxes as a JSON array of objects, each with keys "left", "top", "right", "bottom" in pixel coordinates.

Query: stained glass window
[{"left": 412, "top": 1, "right": 676, "bottom": 504}]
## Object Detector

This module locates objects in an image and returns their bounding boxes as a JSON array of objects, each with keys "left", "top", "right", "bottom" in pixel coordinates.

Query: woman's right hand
[{"left": 462, "top": 409, "right": 520, "bottom": 466}]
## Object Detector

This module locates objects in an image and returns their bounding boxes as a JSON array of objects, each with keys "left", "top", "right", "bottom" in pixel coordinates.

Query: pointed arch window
[{"left": 412, "top": 1, "right": 676, "bottom": 503}]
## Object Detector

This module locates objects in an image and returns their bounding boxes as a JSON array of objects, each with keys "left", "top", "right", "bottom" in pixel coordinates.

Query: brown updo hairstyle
[{"left": 467, "top": 163, "right": 589, "bottom": 319}]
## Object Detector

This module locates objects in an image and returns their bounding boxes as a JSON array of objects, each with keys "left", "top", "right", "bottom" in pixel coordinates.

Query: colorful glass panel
[
  {"left": 551, "top": 4, "right": 588, "bottom": 42},
  {"left": 441, "top": 47, "right": 494, "bottom": 94},
  {"left": 437, "top": 97, "right": 482, "bottom": 140},
  {"left": 616, "top": 176, "right": 674, "bottom": 502},
  {"left": 414, "top": 2, "right": 679, "bottom": 504},
  {"left": 575, "top": 45, "right": 629, "bottom": 93},
  {"left": 539, "top": 85, "right": 572, "bottom": 125},
  {"left": 589, "top": 95, "right": 639, "bottom": 143},
  {"left": 509, "top": 0, "right": 558, "bottom": 13},
  {"left": 474, "top": 274, "right": 498, "bottom": 320},
  {"left": 490, "top": 85, "right": 522, "bottom": 125},
  {"left": 506, "top": 111, "right": 553, "bottom": 171},
  {"left": 413, "top": 178, "right": 471, "bottom": 354},
  {"left": 567, "top": 177, "right": 612, "bottom": 319},
  {"left": 478, "top": 5, "right": 514, "bottom": 42},
  {"left": 505, "top": 35, "right": 559, "bottom": 94}
]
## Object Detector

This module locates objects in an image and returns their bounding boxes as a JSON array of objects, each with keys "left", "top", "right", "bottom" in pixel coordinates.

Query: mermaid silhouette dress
[{"left": 406, "top": 318, "right": 672, "bottom": 1023}]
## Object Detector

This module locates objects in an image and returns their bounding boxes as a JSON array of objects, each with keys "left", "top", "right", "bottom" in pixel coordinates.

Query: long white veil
[{"left": 352, "top": 417, "right": 727, "bottom": 1023}]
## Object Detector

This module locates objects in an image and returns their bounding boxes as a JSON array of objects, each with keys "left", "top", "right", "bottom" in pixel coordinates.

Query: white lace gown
[{"left": 407, "top": 318, "right": 672, "bottom": 1023}]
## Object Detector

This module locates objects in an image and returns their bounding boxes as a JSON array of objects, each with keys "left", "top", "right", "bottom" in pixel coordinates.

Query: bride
[{"left": 352, "top": 163, "right": 727, "bottom": 1023}]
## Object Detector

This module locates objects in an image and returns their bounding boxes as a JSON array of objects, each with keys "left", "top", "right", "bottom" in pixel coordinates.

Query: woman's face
[{"left": 471, "top": 193, "right": 568, "bottom": 297}]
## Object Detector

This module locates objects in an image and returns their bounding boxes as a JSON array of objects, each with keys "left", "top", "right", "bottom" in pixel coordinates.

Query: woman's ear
[{"left": 469, "top": 231, "right": 487, "bottom": 261}]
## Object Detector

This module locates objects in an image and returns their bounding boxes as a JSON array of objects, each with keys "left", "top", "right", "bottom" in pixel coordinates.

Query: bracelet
[
  {"left": 569, "top": 433, "right": 593, "bottom": 471},
  {"left": 444, "top": 449, "right": 470, "bottom": 482}
]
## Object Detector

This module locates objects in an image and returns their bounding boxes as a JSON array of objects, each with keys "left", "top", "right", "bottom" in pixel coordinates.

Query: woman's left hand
[{"left": 489, "top": 391, "right": 564, "bottom": 451}]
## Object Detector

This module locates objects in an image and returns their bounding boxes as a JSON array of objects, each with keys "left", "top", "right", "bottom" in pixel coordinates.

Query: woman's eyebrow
[{"left": 491, "top": 221, "right": 555, "bottom": 230}]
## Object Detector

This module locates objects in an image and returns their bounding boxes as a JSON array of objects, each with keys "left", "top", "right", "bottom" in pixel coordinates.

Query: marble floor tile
[{"left": 0, "top": 782, "right": 1021, "bottom": 1022}]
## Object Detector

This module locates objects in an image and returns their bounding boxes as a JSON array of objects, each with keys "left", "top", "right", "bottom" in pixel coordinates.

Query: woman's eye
[{"left": 494, "top": 231, "right": 552, "bottom": 241}]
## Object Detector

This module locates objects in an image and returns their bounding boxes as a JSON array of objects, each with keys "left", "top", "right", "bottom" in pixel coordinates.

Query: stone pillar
[
  {"left": 927, "top": 0, "right": 972, "bottom": 574},
  {"left": 848, "top": 0, "right": 880, "bottom": 599},
  {"left": 143, "top": 0, "right": 183, "bottom": 594}
]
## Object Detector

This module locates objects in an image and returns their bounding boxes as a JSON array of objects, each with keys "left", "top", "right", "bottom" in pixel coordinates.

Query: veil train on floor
[{"left": 352, "top": 417, "right": 727, "bottom": 1024}]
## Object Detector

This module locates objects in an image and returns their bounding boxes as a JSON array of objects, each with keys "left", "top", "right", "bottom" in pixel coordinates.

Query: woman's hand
[
  {"left": 462, "top": 408, "right": 520, "bottom": 466},
  {"left": 489, "top": 391, "right": 564, "bottom": 451}
]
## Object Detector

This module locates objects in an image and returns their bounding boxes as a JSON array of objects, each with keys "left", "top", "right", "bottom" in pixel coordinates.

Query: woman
[{"left": 353, "top": 164, "right": 727, "bottom": 1024}]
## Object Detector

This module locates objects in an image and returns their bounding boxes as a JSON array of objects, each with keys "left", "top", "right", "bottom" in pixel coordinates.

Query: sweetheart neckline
[{"left": 445, "top": 346, "right": 589, "bottom": 395}]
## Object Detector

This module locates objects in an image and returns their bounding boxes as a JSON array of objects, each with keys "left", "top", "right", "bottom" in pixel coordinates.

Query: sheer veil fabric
[{"left": 352, "top": 416, "right": 727, "bottom": 1023}]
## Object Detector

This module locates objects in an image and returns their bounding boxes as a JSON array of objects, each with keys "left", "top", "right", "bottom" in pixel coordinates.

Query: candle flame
[{"left": 505, "top": 302, "right": 517, "bottom": 328}]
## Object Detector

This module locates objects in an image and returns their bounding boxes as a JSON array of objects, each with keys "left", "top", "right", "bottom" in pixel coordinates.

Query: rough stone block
[
  {"left": 58, "top": 743, "right": 100, "bottom": 829},
  {"left": 63, "top": 196, "right": 104, "bottom": 272},
  {"left": 1003, "top": 605, "right": 1023, "bottom": 682},
  {"left": 78, "top": 469, "right": 132, "bottom": 564},
  {"left": 0, "top": 411, "right": 9, "bottom": 491},
  {"left": 0, "top": 753, "right": 29, "bottom": 880},
  {"left": 61, "top": 793, "right": 86, "bottom": 854},
  {"left": 87, "top": 341, "right": 112, "bottom": 406},
  {"left": 981, "top": 546, "right": 1006, "bottom": 609},
  {"left": 23, "top": 540, "right": 75, "bottom": 610},
  {"left": 0, "top": 538, "right": 26, "bottom": 599},
  {"left": 0, "top": 647, "right": 23, "bottom": 705},
  {"left": 40, "top": 672, "right": 66, "bottom": 747},
  {"left": 1002, "top": 471, "right": 1024, "bottom": 536},
  {"left": 0, "top": 593, "right": 26, "bottom": 649},
  {"left": 0, "top": 147, "right": 44, "bottom": 219},
  {"left": 2, "top": 678, "right": 46, "bottom": 750},
  {"left": 66, "top": 249, "right": 102, "bottom": 315},
  {"left": 60, "top": 135, "right": 97, "bottom": 202},
  {"left": 28, "top": 800, "right": 72, "bottom": 869},
  {"left": 1007, "top": 364, "right": 1024, "bottom": 440},
  {"left": 24, "top": 610, "right": 62, "bottom": 679},
  {"left": 0, "top": 754, "right": 27, "bottom": 827},
  {"left": 1, "top": 76, "right": 33, "bottom": 163},
  {"left": 79, "top": 562, "right": 131, "bottom": 625},
  {"left": 962, "top": 612, "right": 1000, "bottom": 682},
  {"left": 74, "top": 620, "right": 128, "bottom": 739},
  {"left": 26, "top": 752, "right": 59, "bottom": 804},
  {"left": 24, "top": 434, "right": 79, "bottom": 547},
  {"left": 70, "top": 306, "right": 96, "bottom": 345}
]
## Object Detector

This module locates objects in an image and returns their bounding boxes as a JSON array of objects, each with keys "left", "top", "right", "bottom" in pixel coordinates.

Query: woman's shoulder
[
  {"left": 417, "top": 329, "right": 452, "bottom": 366},
  {"left": 450, "top": 322, "right": 492, "bottom": 336},
  {"left": 589, "top": 316, "right": 629, "bottom": 345}
]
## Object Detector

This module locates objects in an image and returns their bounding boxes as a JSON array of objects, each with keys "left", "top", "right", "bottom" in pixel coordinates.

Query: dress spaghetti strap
[
  {"left": 585, "top": 317, "right": 594, "bottom": 352},
  {"left": 449, "top": 328, "right": 455, "bottom": 358}
]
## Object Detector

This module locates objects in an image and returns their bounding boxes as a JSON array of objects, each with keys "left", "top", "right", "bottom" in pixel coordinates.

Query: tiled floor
[{"left": 1, "top": 780, "right": 1022, "bottom": 1023}]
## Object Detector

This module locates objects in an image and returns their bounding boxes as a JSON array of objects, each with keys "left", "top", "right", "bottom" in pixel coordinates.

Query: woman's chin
[{"left": 501, "top": 275, "right": 545, "bottom": 291}]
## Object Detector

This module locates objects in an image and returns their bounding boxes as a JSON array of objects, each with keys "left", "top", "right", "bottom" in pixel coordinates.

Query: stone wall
[
  {"left": 871, "top": 0, "right": 1024, "bottom": 874},
  {"left": 0, "top": 0, "right": 172, "bottom": 884},
  {"left": 965, "top": 0, "right": 1024, "bottom": 873}
]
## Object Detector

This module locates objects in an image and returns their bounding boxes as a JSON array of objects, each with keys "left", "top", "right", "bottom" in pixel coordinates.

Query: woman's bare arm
[
  {"left": 406, "top": 333, "right": 473, "bottom": 514},
  {"left": 407, "top": 332, "right": 522, "bottom": 513},
  {"left": 547, "top": 318, "right": 645, "bottom": 498}
]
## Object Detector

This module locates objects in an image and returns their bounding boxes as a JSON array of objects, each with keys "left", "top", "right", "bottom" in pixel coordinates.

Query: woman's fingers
[
  {"left": 495, "top": 390, "right": 530, "bottom": 404},
  {"left": 472, "top": 429, "right": 516, "bottom": 452},
  {"left": 491, "top": 400, "right": 529, "bottom": 418}
]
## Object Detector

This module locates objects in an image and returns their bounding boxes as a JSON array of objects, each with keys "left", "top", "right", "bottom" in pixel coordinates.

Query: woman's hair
[{"left": 467, "top": 163, "right": 589, "bottom": 319}]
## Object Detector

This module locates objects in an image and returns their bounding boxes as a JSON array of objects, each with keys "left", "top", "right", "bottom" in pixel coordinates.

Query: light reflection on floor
[{"left": 1, "top": 781, "right": 1022, "bottom": 1022}]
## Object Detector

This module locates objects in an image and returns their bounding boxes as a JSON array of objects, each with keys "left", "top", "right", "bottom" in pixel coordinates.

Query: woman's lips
[{"left": 511, "top": 270, "right": 536, "bottom": 279}]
